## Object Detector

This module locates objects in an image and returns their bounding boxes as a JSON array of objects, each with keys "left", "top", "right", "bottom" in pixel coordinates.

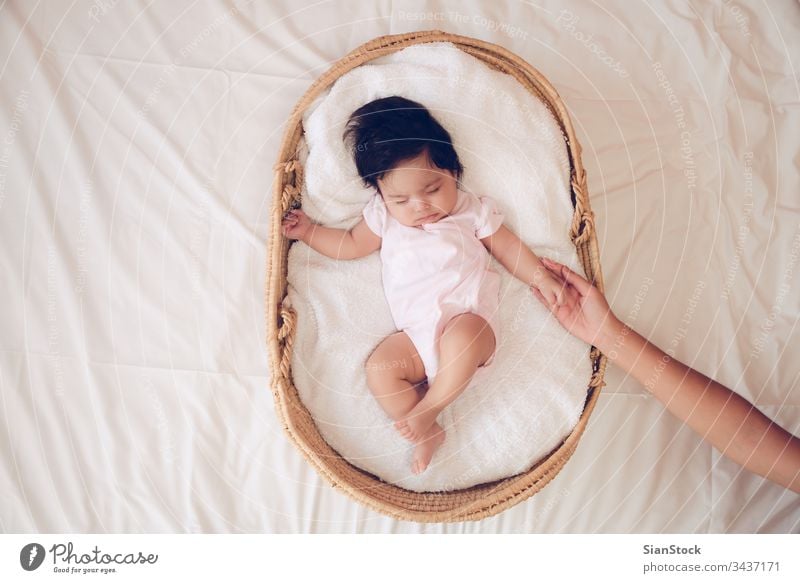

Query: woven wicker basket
[{"left": 267, "top": 30, "right": 608, "bottom": 523}]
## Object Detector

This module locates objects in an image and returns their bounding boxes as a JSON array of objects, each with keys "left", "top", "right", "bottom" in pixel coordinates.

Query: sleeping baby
[{"left": 282, "top": 95, "right": 566, "bottom": 475}]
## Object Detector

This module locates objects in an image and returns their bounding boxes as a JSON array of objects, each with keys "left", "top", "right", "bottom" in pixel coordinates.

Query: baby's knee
[
  {"left": 364, "top": 350, "right": 404, "bottom": 381},
  {"left": 440, "top": 314, "right": 493, "bottom": 356},
  {"left": 364, "top": 352, "right": 384, "bottom": 380},
  {"left": 443, "top": 313, "right": 491, "bottom": 339}
]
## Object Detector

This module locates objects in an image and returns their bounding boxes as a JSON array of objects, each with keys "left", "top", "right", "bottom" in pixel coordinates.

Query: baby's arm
[
  {"left": 480, "top": 225, "right": 565, "bottom": 306},
  {"left": 282, "top": 209, "right": 381, "bottom": 260}
]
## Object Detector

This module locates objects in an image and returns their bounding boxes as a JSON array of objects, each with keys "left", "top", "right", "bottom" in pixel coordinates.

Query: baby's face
[{"left": 376, "top": 152, "right": 458, "bottom": 228}]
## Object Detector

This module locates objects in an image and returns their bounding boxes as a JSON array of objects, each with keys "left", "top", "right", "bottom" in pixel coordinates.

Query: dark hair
[{"left": 342, "top": 95, "right": 464, "bottom": 194}]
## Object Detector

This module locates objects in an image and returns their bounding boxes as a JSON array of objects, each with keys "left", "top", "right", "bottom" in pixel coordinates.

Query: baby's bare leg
[
  {"left": 366, "top": 332, "right": 447, "bottom": 474},
  {"left": 365, "top": 332, "right": 427, "bottom": 421},
  {"left": 395, "top": 313, "right": 495, "bottom": 443}
]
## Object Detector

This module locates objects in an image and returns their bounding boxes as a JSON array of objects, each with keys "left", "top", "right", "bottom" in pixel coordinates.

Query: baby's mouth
[{"left": 417, "top": 212, "right": 439, "bottom": 224}]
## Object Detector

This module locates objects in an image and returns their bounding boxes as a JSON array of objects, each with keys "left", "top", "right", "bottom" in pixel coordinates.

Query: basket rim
[{"left": 266, "top": 29, "right": 608, "bottom": 523}]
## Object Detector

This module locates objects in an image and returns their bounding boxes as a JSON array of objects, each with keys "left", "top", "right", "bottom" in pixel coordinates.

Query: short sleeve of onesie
[
  {"left": 474, "top": 195, "right": 505, "bottom": 239},
  {"left": 361, "top": 194, "right": 386, "bottom": 236}
]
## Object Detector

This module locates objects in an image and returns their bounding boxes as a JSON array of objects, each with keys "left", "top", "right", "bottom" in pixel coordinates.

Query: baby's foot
[
  {"left": 411, "top": 422, "right": 446, "bottom": 475},
  {"left": 395, "top": 400, "right": 441, "bottom": 443}
]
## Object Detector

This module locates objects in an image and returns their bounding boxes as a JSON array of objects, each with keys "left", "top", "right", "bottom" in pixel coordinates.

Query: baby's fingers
[
  {"left": 531, "top": 286, "right": 560, "bottom": 311},
  {"left": 281, "top": 221, "right": 297, "bottom": 237},
  {"left": 282, "top": 213, "right": 298, "bottom": 227},
  {"left": 554, "top": 288, "right": 566, "bottom": 307},
  {"left": 283, "top": 208, "right": 302, "bottom": 221},
  {"left": 530, "top": 286, "right": 547, "bottom": 308}
]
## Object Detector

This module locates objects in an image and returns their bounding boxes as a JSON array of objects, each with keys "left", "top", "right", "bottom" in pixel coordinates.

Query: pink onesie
[{"left": 362, "top": 188, "right": 504, "bottom": 384}]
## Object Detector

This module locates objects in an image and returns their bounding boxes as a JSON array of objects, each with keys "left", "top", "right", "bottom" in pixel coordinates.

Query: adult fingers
[
  {"left": 542, "top": 262, "right": 569, "bottom": 291},
  {"left": 542, "top": 258, "right": 593, "bottom": 296},
  {"left": 541, "top": 260, "right": 562, "bottom": 279}
]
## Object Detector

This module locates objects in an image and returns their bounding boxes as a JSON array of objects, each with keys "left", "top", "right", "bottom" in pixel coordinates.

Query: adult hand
[
  {"left": 530, "top": 257, "right": 620, "bottom": 347},
  {"left": 534, "top": 262, "right": 800, "bottom": 494}
]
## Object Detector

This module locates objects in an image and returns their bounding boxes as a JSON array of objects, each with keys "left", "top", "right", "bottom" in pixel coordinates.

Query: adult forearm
[
  {"left": 302, "top": 225, "right": 357, "bottom": 260},
  {"left": 597, "top": 320, "right": 800, "bottom": 493}
]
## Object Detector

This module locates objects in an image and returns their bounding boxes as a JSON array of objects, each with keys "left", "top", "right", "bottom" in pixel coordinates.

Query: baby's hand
[
  {"left": 531, "top": 267, "right": 567, "bottom": 308},
  {"left": 281, "top": 208, "right": 312, "bottom": 241}
]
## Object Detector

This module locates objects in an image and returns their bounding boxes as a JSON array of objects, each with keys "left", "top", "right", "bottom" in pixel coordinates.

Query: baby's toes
[{"left": 395, "top": 420, "right": 413, "bottom": 437}]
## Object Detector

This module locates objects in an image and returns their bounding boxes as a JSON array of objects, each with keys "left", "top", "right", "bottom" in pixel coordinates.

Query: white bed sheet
[{"left": 0, "top": 0, "right": 798, "bottom": 533}]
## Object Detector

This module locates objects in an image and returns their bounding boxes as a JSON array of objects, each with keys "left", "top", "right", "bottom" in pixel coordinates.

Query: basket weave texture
[{"left": 267, "top": 30, "right": 608, "bottom": 523}]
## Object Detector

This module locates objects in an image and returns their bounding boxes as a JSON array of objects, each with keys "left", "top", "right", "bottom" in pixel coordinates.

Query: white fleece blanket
[{"left": 285, "top": 42, "right": 592, "bottom": 492}]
